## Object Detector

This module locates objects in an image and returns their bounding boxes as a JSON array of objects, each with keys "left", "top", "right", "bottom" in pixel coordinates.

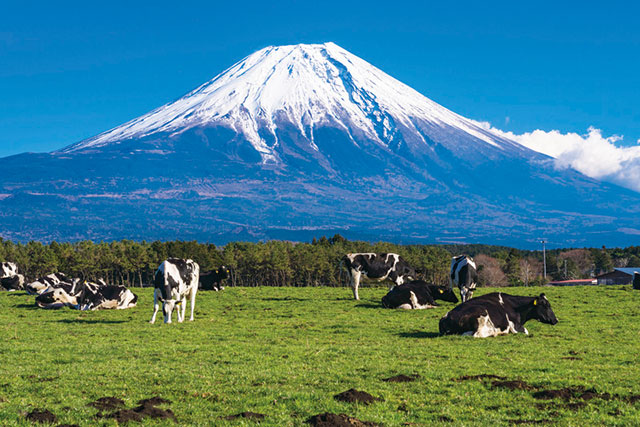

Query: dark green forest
[{"left": 1, "top": 236, "right": 638, "bottom": 287}]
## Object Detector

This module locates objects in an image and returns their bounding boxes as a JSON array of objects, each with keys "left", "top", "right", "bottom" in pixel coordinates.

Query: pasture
[{"left": 1, "top": 285, "right": 640, "bottom": 425}]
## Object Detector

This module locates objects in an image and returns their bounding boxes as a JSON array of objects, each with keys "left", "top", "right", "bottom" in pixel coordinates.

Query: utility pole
[{"left": 541, "top": 239, "right": 547, "bottom": 279}]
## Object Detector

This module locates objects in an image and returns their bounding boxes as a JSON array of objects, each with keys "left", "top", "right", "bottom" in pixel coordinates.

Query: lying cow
[
  {"left": 76, "top": 282, "right": 137, "bottom": 310},
  {"left": 26, "top": 272, "right": 71, "bottom": 295},
  {"left": 439, "top": 292, "right": 558, "bottom": 338},
  {"left": 382, "top": 280, "right": 458, "bottom": 309},
  {"left": 35, "top": 280, "right": 137, "bottom": 310},
  {"left": 342, "top": 253, "right": 417, "bottom": 300},
  {"left": 450, "top": 255, "right": 478, "bottom": 303},
  {"left": 0, "top": 262, "right": 18, "bottom": 278},
  {"left": 150, "top": 258, "right": 199, "bottom": 324},
  {"left": 0, "top": 262, "right": 24, "bottom": 291},
  {"left": 199, "top": 266, "right": 229, "bottom": 291},
  {"left": 1, "top": 274, "right": 25, "bottom": 291}
]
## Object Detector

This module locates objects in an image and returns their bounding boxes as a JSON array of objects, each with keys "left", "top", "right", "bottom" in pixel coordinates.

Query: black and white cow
[
  {"left": 76, "top": 282, "right": 138, "bottom": 311},
  {"left": 26, "top": 272, "right": 71, "bottom": 295},
  {"left": 35, "top": 280, "right": 137, "bottom": 310},
  {"left": 342, "top": 253, "right": 417, "bottom": 300},
  {"left": 0, "top": 262, "right": 24, "bottom": 291},
  {"left": 381, "top": 280, "right": 458, "bottom": 309},
  {"left": 450, "top": 255, "right": 478, "bottom": 303},
  {"left": 199, "top": 266, "right": 229, "bottom": 291},
  {"left": 1, "top": 262, "right": 18, "bottom": 278},
  {"left": 439, "top": 292, "right": 558, "bottom": 338},
  {"left": 150, "top": 258, "right": 200, "bottom": 324}
]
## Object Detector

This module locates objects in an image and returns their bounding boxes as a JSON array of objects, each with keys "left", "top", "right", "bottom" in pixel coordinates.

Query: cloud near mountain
[{"left": 475, "top": 121, "right": 640, "bottom": 192}]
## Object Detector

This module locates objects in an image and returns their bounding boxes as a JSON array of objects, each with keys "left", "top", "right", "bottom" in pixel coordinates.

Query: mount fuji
[{"left": 1, "top": 42, "right": 639, "bottom": 247}]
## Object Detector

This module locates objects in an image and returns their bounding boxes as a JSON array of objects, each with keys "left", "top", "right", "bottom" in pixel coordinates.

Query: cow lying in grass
[
  {"left": 381, "top": 281, "right": 458, "bottom": 309},
  {"left": 34, "top": 279, "right": 137, "bottom": 310},
  {"left": 0, "top": 261, "right": 24, "bottom": 291},
  {"left": 439, "top": 292, "right": 558, "bottom": 338},
  {"left": 26, "top": 272, "right": 71, "bottom": 295}
]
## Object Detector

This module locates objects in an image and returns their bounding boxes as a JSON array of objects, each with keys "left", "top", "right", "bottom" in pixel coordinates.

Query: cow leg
[
  {"left": 179, "top": 295, "right": 188, "bottom": 323},
  {"left": 150, "top": 289, "right": 160, "bottom": 324},
  {"left": 460, "top": 287, "right": 468, "bottom": 303},
  {"left": 188, "top": 287, "right": 197, "bottom": 321},
  {"left": 466, "top": 283, "right": 477, "bottom": 301},
  {"left": 350, "top": 270, "right": 361, "bottom": 300}
]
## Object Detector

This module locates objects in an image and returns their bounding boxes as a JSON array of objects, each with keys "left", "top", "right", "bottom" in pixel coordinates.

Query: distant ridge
[{"left": 2, "top": 42, "right": 640, "bottom": 247}]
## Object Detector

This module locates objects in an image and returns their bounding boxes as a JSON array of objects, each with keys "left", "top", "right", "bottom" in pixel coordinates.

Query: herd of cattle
[{"left": 1, "top": 253, "right": 557, "bottom": 337}]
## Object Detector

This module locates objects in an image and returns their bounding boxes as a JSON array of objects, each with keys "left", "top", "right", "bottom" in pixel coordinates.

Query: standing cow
[
  {"left": 199, "top": 266, "right": 229, "bottom": 291},
  {"left": 342, "top": 253, "right": 417, "bottom": 300},
  {"left": 450, "top": 255, "right": 478, "bottom": 303},
  {"left": 150, "top": 258, "right": 200, "bottom": 324}
]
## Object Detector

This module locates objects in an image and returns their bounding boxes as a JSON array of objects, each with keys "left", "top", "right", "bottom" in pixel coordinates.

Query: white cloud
[{"left": 474, "top": 121, "right": 640, "bottom": 193}]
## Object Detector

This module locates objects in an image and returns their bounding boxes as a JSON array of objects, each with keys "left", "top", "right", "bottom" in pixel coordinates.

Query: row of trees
[{"left": 1, "top": 236, "right": 638, "bottom": 288}]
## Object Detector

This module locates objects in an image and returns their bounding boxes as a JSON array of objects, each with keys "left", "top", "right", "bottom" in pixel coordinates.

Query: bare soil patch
[
  {"left": 25, "top": 408, "right": 57, "bottom": 423},
  {"left": 94, "top": 395, "right": 177, "bottom": 423},
  {"left": 454, "top": 374, "right": 506, "bottom": 382},
  {"left": 491, "top": 380, "right": 537, "bottom": 391},
  {"left": 223, "top": 411, "right": 266, "bottom": 421},
  {"left": 136, "top": 396, "right": 171, "bottom": 406},
  {"left": 334, "top": 389, "right": 383, "bottom": 405},
  {"left": 532, "top": 386, "right": 610, "bottom": 401},
  {"left": 383, "top": 374, "right": 420, "bottom": 383},
  {"left": 307, "top": 412, "right": 380, "bottom": 427},
  {"left": 87, "top": 396, "right": 125, "bottom": 411}
]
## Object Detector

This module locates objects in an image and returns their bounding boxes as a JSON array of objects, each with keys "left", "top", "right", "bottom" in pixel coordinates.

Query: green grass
[{"left": 1, "top": 285, "right": 640, "bottom": 426}]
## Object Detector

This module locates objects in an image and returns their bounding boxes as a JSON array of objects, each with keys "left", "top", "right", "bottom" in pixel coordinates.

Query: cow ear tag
[
  {"left": 439, "top": 289, "right": 444, "bottom": 294},
  {"left": 215, "top": 270, "right": 218, "bottom": 273},
  {"left": 533, "top": 299, "right": 537, "bottom": 306}
]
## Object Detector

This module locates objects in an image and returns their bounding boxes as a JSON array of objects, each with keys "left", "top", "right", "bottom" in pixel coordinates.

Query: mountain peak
[{"left": 61, "top": 42, "right": 528, "bottom": 163}]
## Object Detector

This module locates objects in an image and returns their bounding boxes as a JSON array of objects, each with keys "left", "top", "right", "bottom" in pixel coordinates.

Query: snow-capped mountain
[
  {"left": 2, "top": 42, "right": 640, "bottom": 247},
  {"left": 63, "top": 42, "right": 528, "bottom": 162}
]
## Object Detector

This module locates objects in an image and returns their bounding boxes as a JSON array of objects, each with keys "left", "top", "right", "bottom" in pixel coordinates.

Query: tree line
[{"left": 0, "top": 236, "right": 638, "bottom": 288}]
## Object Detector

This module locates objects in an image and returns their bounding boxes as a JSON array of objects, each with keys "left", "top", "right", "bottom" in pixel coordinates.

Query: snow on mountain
[{"left": 62, "top": 42, "right": 528, "bottom": 162}]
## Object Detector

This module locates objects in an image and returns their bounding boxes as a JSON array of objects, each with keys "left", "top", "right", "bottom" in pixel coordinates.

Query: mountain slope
[{"left": 1, "top": 42, "right": 639, "bottom": 247}]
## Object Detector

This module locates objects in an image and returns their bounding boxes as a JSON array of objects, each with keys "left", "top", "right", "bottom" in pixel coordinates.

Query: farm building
[
  {"left": 546, "top": 279, "right": 597, "bottom": 286},
  {"left": 596, "top": 268, "right": 640, "bottom": 285}
]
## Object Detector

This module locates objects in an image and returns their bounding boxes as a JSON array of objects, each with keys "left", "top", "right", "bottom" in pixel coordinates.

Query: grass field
[{"left": 1, "top": 285, "right": 640, "bottom": 426}]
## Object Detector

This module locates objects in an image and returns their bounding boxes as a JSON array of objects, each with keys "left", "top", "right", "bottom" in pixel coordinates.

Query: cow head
[
  {"left": 531, "top": 294, "right": 558, "bottom": 325},
  {"left": 434, "top": 286, "right": 458, "bottom": 303}
]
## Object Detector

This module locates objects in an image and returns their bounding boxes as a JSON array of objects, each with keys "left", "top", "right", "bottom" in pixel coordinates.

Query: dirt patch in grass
[
  {"left": 307, "top": 412, "right": 380, "bottom": 426},
  {"left": 383, "top": 374, "right": 420, "bottom": 383},
  {"left": 223, "top": 412, "right": 266, "bottom": 421},
  {"left": 334, "top": 389, "right": 383, "bottom": 405},
  {"left": 510, "top": 419, "right": 553, "bottom": 425},
  {"left": 137, "top": 396, "right": 171, "bottom": 406},
  {"left": 55, "top": 424, "right": 79, "bottom": 427},
  {"left": 100, "top": 409, "right": 144, "bottom": 423},
  {"left": 25, "top": 408, "right": 57, "bottom": 423},
  {"left": 561, "top": 356, "right": 582, "bottom": 360},
  {"left": 438, "top": 415, "right": 453, "bottom": 422},
  {"left": 87, "top": 397, "right": 125, "bottom": 411},
  {"left": 532, "top": 386, "right": 610, "bottom": 401},
  {"left": 625, "top": 395, "right": 640, "bottom": 404},
  {"left": 454, "top": 374, "right": 506, "bottom": 382},
  {"left": 95, "top": 396, "right": 177, "bottom": 423},
  {"left": 491, "top": 380, "right": 537, "bottom": 391}
]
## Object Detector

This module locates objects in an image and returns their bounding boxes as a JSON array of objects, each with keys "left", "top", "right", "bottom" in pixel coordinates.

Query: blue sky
[{"left": 1, "top": 1, "right": 639, "bottom": 158}]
